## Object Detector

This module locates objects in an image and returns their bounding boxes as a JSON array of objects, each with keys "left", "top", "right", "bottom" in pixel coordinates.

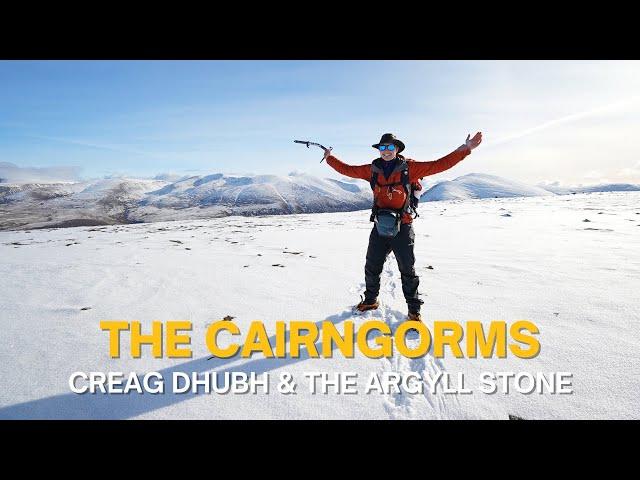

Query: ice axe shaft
[{"left": 294, "top": 139, "right": 331, "bottom": 163}]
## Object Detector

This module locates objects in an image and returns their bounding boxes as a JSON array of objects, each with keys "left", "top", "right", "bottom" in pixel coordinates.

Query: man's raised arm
[
  {"left": 324, "top": 150, "right": 372, "bottom": 181},
  {"left": 409, "top": 132, "right": 482, "bottom": 181}
]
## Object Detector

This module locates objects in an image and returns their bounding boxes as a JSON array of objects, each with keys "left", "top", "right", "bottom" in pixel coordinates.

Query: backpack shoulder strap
[
  {"left": 370, "top": 158, "right": 383, "bottom": 190},
  {"left": 395, "top": 157, "right": 414, "bottom": 216},
  {"left": 369, "top": 159, "right": 384, "bottom": 222},
  {"left": 394, "top": 157, "right": 410, "bottom": 194}
]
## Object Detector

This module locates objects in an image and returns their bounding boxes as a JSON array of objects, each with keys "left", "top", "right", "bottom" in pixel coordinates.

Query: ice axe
[{"left": 294, "top": 140, "right": 332, "bottom": 163}]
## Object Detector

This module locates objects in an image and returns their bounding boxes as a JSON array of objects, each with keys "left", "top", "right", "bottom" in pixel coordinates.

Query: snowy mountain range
[
  {"left": 0, "top": 173, "right": 372, "bottom": 230},
  {"left": 1, "top": 171, "right": 639, "bottom": 230},
  {"left": 421, "top": 173, "right": 553, "bottom": 201},
  {"left": 136, "top": 172, "right": 372, "bottom": 221},
  {"left": 540, "top": 182, "right": 640, "bottom": 195}
]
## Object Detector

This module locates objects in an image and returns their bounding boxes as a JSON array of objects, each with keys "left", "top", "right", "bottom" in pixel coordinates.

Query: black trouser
[{"left": 364, "top": 222, "right": 424, "bottom": 312}]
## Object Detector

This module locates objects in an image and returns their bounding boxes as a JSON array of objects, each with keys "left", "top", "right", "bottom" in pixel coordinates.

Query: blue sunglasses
[{"left": 378, "top": 144, "right": 396, "bottom": 151}]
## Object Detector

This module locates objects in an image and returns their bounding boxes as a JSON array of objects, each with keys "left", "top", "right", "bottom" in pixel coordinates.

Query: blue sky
[{"left": 1, "top": 60, "right": 639, "bottom": 185}]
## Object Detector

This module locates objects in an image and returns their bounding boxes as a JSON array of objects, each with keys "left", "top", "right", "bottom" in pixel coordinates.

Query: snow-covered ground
[{"left": 0, "top": 191, "right": 638, "bottom": 419}]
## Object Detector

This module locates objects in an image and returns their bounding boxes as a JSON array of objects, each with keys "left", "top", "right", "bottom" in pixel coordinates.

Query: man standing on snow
[{"left": 322, "top": 132, "right": 482, "bottom": 321}]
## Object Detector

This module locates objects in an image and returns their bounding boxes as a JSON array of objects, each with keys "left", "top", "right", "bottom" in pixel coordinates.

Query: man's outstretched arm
[
  {"left": 324, "top": 149, "right": 372, "bottom": 181},
  {"left": 409, "top": 132, "right": 482, "bottom": 181}
]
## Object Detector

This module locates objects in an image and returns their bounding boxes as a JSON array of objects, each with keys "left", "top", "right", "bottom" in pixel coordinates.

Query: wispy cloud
[
  {"left": 0, "top": 162, "right": 82, "bottom": 184},
  {"left": 482, "top": 96, "right": 640, "bottom": 149},
  {"left": 3, "top": 61, "right": 640, "bottom": 184},
  {"left": 23, "top": 134, "right": 172, "bottom": 158}
]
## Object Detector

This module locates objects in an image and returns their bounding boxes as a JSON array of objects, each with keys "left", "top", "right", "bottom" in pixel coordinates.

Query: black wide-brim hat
[{"left": 372, "top": 133, "right": 405, "bottom": 153}]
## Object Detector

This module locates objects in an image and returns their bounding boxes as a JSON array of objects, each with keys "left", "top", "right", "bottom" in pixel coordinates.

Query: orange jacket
[{"left": 326, "top": 145, "right": 471, "bottom": 224}]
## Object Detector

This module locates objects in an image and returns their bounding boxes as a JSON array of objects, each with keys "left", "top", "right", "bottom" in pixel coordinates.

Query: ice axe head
[
  {"left": 294, "top": 140, "right": 311, "bottom": 148},
  {"left": 294, "top": 140, "right": 330, "bottom": 162}
]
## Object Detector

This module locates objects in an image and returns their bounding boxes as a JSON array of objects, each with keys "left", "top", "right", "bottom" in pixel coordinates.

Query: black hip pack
[{"left": 374, "top": 208, "right": 402, "bottom": 238}]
